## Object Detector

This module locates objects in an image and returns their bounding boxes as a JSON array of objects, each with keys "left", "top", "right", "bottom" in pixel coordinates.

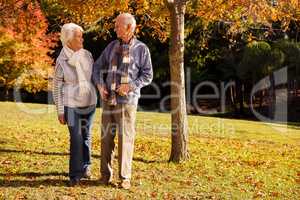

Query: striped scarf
[{"left": 107, "top": 39, "right": 132, "bottom": 106}]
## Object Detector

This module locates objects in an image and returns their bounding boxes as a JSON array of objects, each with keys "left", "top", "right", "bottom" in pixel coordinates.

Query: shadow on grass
[
  {"left": 0, "top": 149, "right": 167, "bottom": 188},
  {"left": 0, "top": 148, "right": 68, "bottom": 156},
  {"left": 0, "top": 172, "right": 68, "bottom": 178},
  {"left": 133, "top": 156, "right": 166, "bottom": 164},
  {"left": 0, "top": 179, "right": 104, "bottom": 188},
  {"left": 0, "top": 140, "right": 7, "bottom": 145},
  {"left": 0, "top": 148, "right": 166, "bottom": 164}
]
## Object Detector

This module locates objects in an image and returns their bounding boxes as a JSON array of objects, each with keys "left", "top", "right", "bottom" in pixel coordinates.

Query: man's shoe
[
  {"left": 99, "top": 177, "right": 117, "bottom": 187},
  {"left": 120, "top": 179, "right": 131, "bottom": 190},
  {"left": 99, "top": 177, "right": 111, "bottom": 186}
]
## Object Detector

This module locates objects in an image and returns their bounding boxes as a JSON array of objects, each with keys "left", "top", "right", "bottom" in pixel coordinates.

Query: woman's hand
[{"left": 58, "top": 114, "right": 66, "bottom": 125}]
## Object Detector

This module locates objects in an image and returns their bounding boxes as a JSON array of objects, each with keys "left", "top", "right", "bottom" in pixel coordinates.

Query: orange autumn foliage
[{"left": 0, "top": 0, "right": 57, "bottom": 93}]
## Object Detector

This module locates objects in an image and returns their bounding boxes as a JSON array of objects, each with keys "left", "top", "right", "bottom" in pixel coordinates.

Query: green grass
[{"left": 0, "top": 102, "right": 299, "bottom": 199}]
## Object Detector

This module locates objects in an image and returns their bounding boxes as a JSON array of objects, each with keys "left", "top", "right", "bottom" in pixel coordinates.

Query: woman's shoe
[
  {"left": 69, "top": 177, "right": 80, "bottom": 187},
  {"left": 83, "top": 167, "right": 92, "bottom": 179}
]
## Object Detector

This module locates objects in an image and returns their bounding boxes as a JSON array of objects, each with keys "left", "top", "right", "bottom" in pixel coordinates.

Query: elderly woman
[{"left": 53, "top": 23, "right": 97, "bottom": 186}]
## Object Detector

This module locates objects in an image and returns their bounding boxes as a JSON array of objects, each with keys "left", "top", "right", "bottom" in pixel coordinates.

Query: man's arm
[
  {"left": 92, "top": 51, "right": 107, "bottom": 90},
  {"left": 129, "top": 46, "right": 153, "bottom": 90},
  {"left": 92, "top": 43, "right": 115, "bottom": 100}
]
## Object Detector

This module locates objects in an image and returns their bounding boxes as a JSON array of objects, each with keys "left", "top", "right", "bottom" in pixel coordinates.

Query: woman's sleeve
[{"left": 53, "top": 62, "right": 64, "bottom": 115}]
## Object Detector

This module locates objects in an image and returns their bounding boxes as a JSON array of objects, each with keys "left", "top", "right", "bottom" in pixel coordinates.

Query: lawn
[{"left": 0, "top": 102, "right": 299, "bottom": 199}]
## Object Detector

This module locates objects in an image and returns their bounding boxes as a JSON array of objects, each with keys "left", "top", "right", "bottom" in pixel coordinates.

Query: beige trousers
[{"left": 100, "top": 101, "right": 137, "bottom": 181}]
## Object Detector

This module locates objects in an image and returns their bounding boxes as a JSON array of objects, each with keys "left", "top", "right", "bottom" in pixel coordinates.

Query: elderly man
[{"left": 92, "top": 13, "right": 153, "bottom": 189}]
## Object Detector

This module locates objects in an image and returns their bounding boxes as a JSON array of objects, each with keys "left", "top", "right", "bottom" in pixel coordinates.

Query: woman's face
[{"left": 67, "top": 29, "right": 83, "bottom": 51}]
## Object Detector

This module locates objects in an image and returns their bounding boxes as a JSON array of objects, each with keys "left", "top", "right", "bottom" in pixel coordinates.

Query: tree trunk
[{"left": 167, "top": 0, "right": 189, "bottom": 163}]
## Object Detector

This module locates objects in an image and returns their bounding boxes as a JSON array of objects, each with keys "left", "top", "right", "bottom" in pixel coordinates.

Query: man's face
[{"left": 115, "top": 17, "right": 133, "bottom": 42}]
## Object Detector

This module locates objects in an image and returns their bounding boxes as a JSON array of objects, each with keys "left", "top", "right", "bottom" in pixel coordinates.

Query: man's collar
[{"left": 118, "top": 36, "right": 136, "bottom": 47}]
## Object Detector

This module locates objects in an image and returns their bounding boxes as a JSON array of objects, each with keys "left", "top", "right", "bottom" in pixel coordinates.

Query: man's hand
[
  {"left": 97, "top": 85, "right": 109, "bottom": 101},
  {"left": 58, "top": 114, "right": 66, "bottom": 125},
  {"left": 116, "top": 84, "right": 132, "bottom": 96}
]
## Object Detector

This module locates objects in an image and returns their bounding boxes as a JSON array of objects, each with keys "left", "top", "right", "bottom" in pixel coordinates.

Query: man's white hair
[
  {"left": 116, "top": 13, "right": 136, "bottom": 33},
  {"left": 60, "top": 23, "right": 83, "bottom": 46}
]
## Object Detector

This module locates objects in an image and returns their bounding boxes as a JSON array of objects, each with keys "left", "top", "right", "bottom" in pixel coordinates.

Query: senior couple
[{"left": 53, "top": 13, "right": 153, "bottom": 188}]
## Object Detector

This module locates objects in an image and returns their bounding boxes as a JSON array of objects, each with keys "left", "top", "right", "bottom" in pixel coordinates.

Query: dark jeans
[{"left": 64, "top": 105, "right": 96, "bottom": 179}]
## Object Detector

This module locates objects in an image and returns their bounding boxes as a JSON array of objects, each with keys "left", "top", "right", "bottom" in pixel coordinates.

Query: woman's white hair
[
  {"left": 116, "top": 13, "right": 136, "bottom": 33},
  {"left": 60, "top": 23, "right": 83, "bottom": 46}
]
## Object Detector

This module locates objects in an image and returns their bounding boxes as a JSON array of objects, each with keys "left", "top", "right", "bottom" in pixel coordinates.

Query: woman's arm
[{"left": 53, "top": 62, "right": 64, "bottom": 115}]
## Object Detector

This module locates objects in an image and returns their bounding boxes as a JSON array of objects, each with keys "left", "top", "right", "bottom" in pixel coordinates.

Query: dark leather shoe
[
  {"left": 69, "top": 178, "right": 80, "bottom": 187},
  {"left": 99, "top": 177, "right": 116, "bottom": 186},
  {"left": 99, "top": 178, "right": 110, "bottom": 185}
]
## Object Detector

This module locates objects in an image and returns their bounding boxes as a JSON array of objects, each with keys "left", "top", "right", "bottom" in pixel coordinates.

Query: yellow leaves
[
  {"left": 291, "top": 0, "right": 299, "bottom": 8},
  {"left": 135, "top": 24, "right": 142, "bottom": 34},
  {"left": 135, "top": 0, "right": 150, "bottom": 12},
  {"left": 192, "top": 0, "right": 299, "bottom": 34},
  {"left": 115, "top": 192, "right": 126, "bottom": 200},
  {"left": 247, "top": 33, "right": 254, "bottom": 42},
  {"left": 0, "top": 101, "right": 300, "bottom": 198},
  {"left": 270, "top": 8, "right": 278, "bottom": 21},
  {"left": 112, "top": 0, "right": 130, "bottom": 12},
  {"left": 53, "top": 0, "right": 170, "bottom": 42}
]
